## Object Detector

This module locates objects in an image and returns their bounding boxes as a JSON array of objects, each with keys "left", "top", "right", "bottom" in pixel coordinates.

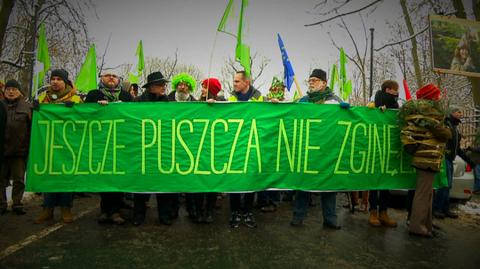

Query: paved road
[{"left": 1, "top": 194, "right": 479, "bottom": 269}]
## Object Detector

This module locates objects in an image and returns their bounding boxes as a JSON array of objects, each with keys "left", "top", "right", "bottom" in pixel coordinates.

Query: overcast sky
[{"left": 85, "top": 0, "right": 475, "bottom": 94}]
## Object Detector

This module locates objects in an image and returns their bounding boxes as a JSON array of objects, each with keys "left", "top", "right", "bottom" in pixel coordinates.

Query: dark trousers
[
  {"left": 369, "top": 190, "right": 390, "bottom": 212},
  {"left": 257, "top": 191, "right": 281, "bottom": 207},
  {"left": 229, "top": 193, "right": 255, "bottom": 213},
  {"left": 134, "top": 193, "right": 179, "bottom": 219},
  {"left": 100, "top": 192, "right": 123, "bottom": 215}
]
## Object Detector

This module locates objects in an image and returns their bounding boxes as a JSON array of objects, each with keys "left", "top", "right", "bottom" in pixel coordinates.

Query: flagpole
[
  {"left": 293, "top": 76, "right": 303, "bottom": 98},
  {"left": 206, "top": 31, "right": 221, "bottom": 99}
]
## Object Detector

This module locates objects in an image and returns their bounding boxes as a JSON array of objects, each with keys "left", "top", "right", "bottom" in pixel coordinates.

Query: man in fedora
[{"left": 132, "top": 71, "right": 177, "bottom": 226}]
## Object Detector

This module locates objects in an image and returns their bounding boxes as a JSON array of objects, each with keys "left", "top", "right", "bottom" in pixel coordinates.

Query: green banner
[{"left": 26, "top": 102, "right": 447, "bottom": 192}]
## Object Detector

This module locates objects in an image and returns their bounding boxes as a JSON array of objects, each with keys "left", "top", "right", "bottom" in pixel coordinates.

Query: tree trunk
[
  {"left": 0, "top": 0, "right": 15, "bottom": 59},
  {"left": 400, "top": 0, "right": 423, "bottom": 89},
  {"left": 19, "top": 0, "right": 45, "bottom": 98}
]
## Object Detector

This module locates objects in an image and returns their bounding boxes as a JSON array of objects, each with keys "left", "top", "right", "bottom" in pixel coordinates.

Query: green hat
[
  {"left": 171, "top": 73, "right": 196, "bottom": 92},
  {"left": 270, "top": 77, "right": 285, "bottom": 89}
]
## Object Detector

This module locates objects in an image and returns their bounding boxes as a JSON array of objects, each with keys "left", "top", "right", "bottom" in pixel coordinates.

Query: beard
[{"left": 175, "top": 90, "right": 190, "bottom": 101}]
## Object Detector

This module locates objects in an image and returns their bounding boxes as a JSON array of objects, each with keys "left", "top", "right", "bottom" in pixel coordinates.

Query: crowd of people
[{"left": 0, "top": 67, "right": 477, "bottom": 239}]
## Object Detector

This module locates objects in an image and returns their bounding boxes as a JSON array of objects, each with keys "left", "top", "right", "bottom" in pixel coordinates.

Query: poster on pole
[{"left": 430, "top": 14, "right": 480, "bottom": 78}]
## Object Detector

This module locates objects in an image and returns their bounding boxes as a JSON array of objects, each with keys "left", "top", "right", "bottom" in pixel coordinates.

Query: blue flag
[{"left": 277, "top": 33, "right": 294, "bottom": 91}]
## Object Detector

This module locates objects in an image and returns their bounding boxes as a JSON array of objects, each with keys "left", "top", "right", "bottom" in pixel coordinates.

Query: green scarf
[
  {"left": 307, "top": 87, "right": 334, "bottom": 104},
  {"left": 100, "top": 87, "right": 121, "bottom": 102}
]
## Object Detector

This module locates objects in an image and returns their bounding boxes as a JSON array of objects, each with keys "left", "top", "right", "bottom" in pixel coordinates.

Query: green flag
[
  {"left": 128, "top": 40, "right": 145, "bottom": 84},
  {"left": 75, "top": 45, "right": 97, "bottom": 93},
  {"left": 136, "top": 40, "right": 145, "bottom": 75},
  {"left": 33, "top": 23, "right": 51, "bottom": 95},
  {"left": 218, "top": 0, "right": 251, "bottom": 76},
  {"left": 339, "top": 48, "right": 353, "bottom": 101},
  {"left": 329, "top": 63, "right": 338, "bottom": 91}
]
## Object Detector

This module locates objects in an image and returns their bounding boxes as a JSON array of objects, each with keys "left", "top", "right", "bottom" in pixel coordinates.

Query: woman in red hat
[{"left": 399, "top": 83, "right": 452, "bottom": 238}]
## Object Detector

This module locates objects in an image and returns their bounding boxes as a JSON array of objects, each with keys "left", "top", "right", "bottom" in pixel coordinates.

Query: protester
[
  {"left": 129, "top": 83, "right": 139, "bottom": 98},
  {"left": 199, "top": 78, "right": 225, "bottom": 102},
  {"left": 290, "top": 68, "right": 344, "bottom": 230},
  {"left": 433, "top": 106, "right": 475, "bottom": 219},
  {"left": 0, "top": 80, "right": 31, "bottom": 216},
  {"left": 265, "top": 77, "right": 286, "bottom": 102},
  {"left": 169, "top": 72, "right": 197, "bottom": 223},
  {"left": 228, "top": 71, "right": 262, "bottom": 228},
  {"left": 168, "top": 72, "right": 197, "bottom": 102},
  {"left": 35, "top": 69, "right": 82, "bottom": 224},
  {"left": 257, "top": 77, "right": 285, "bottom": 212},
  {"left": 85, "top": 70, "right": 132, "bottom": 225},
  {"left": 399, "top": 83, "right": 452, "bottom": 238},
  {"left": 368, "top": 80, "right": 399, "bottom": 228},
  {"left": 185, "top": 78, "right": 226, "bottom": 223},
  {"left": 132, "top": 71, "right": 174, "bottom": 226}
]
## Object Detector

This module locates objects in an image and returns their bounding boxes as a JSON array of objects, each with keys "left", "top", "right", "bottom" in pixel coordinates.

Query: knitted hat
[
  {"left": 201, "top": 78, "right": 222, "bottom": 97},
  {"left": 172, "top": 73, "right": 196, "bottom": 92},
  {"left": 5, "top": 79, "right": 20, "bottom": 90},
  {"left": 50, "top": 69, "right": 69, "bottom": 84},
  {"left": 309, "top": 69, "right": 327, "bottom": 81},
  {"left": 416, "top": 83, "right": 441, "bottom": 100}
]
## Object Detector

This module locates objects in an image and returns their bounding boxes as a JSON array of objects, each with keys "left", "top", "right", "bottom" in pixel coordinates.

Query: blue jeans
[
  {"left": 292, "top": 191, "right": 337, "bottom": 225},
  {"left": 433, "top": 159, "right": 453, "bottom": 213},
  {"left": 43, "top": 192, "right": 73, "bottom": 208},
  {"left": 474, "top": 165, "right": 480, "bottom": 192}
]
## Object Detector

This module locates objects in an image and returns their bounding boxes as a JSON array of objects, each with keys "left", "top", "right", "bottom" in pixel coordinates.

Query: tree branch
[{"left": 305, "top": 0, "right": 382, "bottom": 27}]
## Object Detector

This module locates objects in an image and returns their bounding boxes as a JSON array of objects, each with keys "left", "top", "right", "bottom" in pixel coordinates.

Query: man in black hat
[
  {"left": 132, "top": 71, "right": 176, "bottom": 226},
  {"left": 85, "top": 70, "right": 133, "bottom": 225},
  {"left": 290, "top": 68, "right": 343, "bottom": 230},
  {"left": 1, "top": 79, "right": 31, "bottom": 215}
]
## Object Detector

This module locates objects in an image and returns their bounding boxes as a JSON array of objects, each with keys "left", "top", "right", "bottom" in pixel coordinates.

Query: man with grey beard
[{"left": 167, "top": 73, "right": 197, "bottom": 102}]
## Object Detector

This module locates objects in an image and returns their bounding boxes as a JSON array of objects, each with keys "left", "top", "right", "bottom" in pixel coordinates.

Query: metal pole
[{"left": 369, "top": 28, "right": 374, "bottom": 102}]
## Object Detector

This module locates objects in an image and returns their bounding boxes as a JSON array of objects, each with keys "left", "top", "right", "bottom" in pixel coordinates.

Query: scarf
[
  {"left": 100, "top": 87, "right": 121, "bottom": 102},
  {"left": 307, "top": 87, "right": 334, "bottom": 104}
]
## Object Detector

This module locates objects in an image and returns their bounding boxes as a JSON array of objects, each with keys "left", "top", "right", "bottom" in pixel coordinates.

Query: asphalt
[{"left": 0, "top": 193, "right": 479, "bottom": 269}]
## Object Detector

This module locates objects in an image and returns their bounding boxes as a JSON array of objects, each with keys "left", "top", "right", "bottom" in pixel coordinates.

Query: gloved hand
[
  {"left": 33, "top": 100, "right": 40, "bottom": 111},
  {"left": 64, "top": 101, "right": 75, "bottom": 108},
  {"left": 340, "top": 102, "right": 350, "bottom": 109}
]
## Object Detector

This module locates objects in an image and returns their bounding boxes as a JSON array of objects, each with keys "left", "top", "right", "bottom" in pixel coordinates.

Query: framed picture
[{"left": 430, "top": 14, "right": 480, "bottom": 78}]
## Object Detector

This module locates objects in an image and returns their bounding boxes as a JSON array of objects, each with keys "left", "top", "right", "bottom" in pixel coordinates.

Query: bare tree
[
  {"left": 220, "top": 52, "right": 270, "bottom": 93},
  {"left": 0, "top": 0, "right": 94, "bottom": 96},
  {"left": 0, "top": 0, "right": 15, "bottom": 58}
]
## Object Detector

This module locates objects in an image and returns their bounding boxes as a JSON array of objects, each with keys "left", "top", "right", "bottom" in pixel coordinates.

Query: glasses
[
  {"left": 308, "top": 78, "right": 322, "bottom": 83},
  {"left": 102, "top": 74, "right": 119, "bottom": 78}
]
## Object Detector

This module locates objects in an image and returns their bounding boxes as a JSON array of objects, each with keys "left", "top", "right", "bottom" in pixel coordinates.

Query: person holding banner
[
  {"left": 290, "top": 69, "right": 343, "bottom": 230},
  {"left": 399, "top": 84, "right": 452, "bottom": 238},
  {"left": 132, "top": 71, "right": 174, "bottom": 226},
  {"left": 257, "top": 77, "right": 285, "bottom": 213},
  {"left": 188, "top": 78, "right": 226, "bottom": 223},
  {"left": 85, "top": 70, "right": 133, "bottom": 225},
  {"left": 368, "top": 80, "right": 399, "bottom": 228},
  {"left": 169, "top": 72, "right": 197, "bottom": 223},
  {"left": 200, "top": 78, "right": 225, "bottom": 102},
  {"left": 0, "top": 80, "right": 31, "bottom": 216},
  {"left": 35, "top": 70, "right": 82, "bottom": 224},
  {"left": 228, "top": 71, "right": 262, "bottom": 228}
]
